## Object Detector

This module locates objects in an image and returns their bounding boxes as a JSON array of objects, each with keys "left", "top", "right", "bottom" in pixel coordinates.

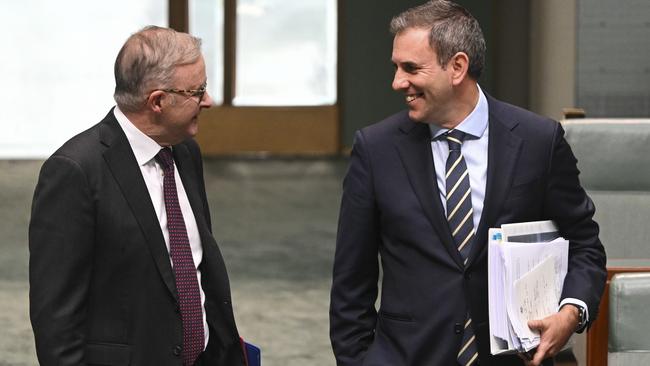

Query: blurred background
[{"left": 1, "top": 0, "right": 649, "bottom": 364}]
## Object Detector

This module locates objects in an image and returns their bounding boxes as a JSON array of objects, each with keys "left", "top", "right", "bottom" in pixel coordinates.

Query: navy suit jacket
[
  {"left": 330, "top": 96, "right": 607, "bottom": 366},
  {"left": 29, "top": 110, "right": 246, "bottom": 366}
]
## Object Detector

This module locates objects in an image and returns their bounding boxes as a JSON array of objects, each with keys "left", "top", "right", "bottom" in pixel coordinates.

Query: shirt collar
[
  {"left": 429, "top": 84, "right": 489, "bottom": 140},
  {"left": 113, "top": 106, "right": 165, "bottom": 166}
]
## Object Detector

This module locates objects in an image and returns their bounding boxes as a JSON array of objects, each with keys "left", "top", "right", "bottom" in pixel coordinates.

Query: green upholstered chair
[
  {"left": 562, "top": 119, "right": 650, "bottom": 365},
  {"left": 562, "top": 119, "right": 650, "bottom": 259},
  {"left": 608, "top": 273, "right": 650, "bottom": 365}
]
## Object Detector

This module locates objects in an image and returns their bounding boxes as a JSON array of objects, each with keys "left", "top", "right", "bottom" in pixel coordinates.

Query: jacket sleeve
[
  {"left": 544, "top": 123, "right": 607, "bottom": 325},
  {"left": 329, "top": 131, "right": 381, "bottom": 366},
  {"left": 29, "top": 155, "right": 95, "bottom": 365}
]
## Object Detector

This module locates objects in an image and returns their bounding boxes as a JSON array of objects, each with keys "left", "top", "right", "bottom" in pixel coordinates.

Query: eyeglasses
[{"left": 157, "top": 85, "right": 207, "bottom": 104}]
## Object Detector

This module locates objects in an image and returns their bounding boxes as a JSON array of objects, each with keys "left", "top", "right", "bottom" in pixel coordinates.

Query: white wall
[{"left": 0, "top": 0, "right": 167, "bottom": 158}]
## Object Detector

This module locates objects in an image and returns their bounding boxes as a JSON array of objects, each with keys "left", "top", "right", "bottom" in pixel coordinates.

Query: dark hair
[{"left": 390, "top": 0, "right": 486, "bottom": 80}]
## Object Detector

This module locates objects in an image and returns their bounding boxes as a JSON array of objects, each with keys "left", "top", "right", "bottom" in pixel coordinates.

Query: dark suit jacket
[
  {"left": 330, "top": 96, "right": 607, "bottom": 366},
  {"left": 29, "top": 109, "right": 246, "bottom": 366}
]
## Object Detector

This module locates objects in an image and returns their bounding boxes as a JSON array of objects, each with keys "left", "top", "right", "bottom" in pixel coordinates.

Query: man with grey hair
[
  {"left": 29, "top": 26, "right": 246, "bottom": 366},
  {"left": 330, "top": 1, "right": 606, "bottom": 366}
]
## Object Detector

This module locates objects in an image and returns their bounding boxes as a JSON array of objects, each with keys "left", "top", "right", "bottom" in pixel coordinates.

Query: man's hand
[{"left": 520, "top": 305, "right": 579, "bottom": 366}]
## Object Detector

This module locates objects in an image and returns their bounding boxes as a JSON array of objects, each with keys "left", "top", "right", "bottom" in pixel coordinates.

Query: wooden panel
[
  {"left": 195, "top": 105, "right": 340, "bottom": 156},
  {"left": 169, "top": 0, "right": 188, "bottom": 32},
  {"left": 223, "top": 0, "right": 236, "bottom": 105},
  {"left": 177, "top": 0, "right": 341, "bottom": 155},
  {"left": 586, "top": 264, "right": 650, "bottom": 366}
]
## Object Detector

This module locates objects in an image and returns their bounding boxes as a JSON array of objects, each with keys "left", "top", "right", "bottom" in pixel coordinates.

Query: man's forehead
[{"left": 392, "top": 29, "right": 436, "bottom": 62}]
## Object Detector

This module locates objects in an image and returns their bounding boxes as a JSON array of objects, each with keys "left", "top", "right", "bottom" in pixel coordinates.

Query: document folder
[
  {"left": 245, "top": 342, "right": 261, "bottom": 366},
  {"left": 240, "top": 338, "right": 261, "bottom": 366},
  {"left": 488, "top": 220, "right": 568, "bottom": 355}
]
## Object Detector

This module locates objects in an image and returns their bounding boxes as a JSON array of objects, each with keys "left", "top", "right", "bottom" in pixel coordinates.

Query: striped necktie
[
  {"left": 156, "top": 148, "right": 204, "bottom": 366},
  {"left": 445, "top": 130, "right": 479, "bottom": 366}
]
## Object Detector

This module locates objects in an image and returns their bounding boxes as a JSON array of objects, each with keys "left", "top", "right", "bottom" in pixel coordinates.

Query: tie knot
[
  {"left": 155, "top": 147, "right": 174, "bottom": 171},
  {"left": 446, "top": 130, "right": 466, "bottom": 151}
]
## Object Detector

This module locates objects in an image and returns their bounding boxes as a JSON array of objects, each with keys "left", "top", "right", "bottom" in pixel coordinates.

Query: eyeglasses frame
[{"left": 155, "top": 85, "right": 207, "bottom": 104}]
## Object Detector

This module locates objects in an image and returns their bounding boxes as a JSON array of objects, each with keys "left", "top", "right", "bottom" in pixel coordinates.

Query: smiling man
[
  {"left": 329, "top": 1, "right": 606, "bottom": 366},
  {"left": 29, "top": 26, "right": 246, "bottom": 366}
]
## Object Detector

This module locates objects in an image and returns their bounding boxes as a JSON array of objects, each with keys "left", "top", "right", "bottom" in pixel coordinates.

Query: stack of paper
[{"left": 488, "top": 220, "right": 569, "bottom": 355}]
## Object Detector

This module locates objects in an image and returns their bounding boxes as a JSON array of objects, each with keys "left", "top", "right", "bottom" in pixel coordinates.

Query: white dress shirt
[{"left": 114, "top": 106, "right": 209, "bottom": 347}]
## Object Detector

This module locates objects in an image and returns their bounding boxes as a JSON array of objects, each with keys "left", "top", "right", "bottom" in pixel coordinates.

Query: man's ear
[
  {"left": 449, "top": 52, "right": 470, "bottom": 86},
  {"left": 146, "top": 90, "right": 167, "bottom": 113}
]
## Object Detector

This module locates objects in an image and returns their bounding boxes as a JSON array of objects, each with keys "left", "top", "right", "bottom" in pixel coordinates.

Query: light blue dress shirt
[{"left": 429, "top": 85, "right": 489, "bottom": 231}]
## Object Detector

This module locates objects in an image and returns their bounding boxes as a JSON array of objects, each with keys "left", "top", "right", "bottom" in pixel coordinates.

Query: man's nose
[
  {"left": 200, "top": 91, "right": 214, "bottom": 108},
  {"left": 392, "top": 70, "right": 408, "bottom": 91}
]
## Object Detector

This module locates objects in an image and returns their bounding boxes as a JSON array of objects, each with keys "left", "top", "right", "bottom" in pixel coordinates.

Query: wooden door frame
[{"left": 169, "top": 0, "right": 342, "bottom": 156}]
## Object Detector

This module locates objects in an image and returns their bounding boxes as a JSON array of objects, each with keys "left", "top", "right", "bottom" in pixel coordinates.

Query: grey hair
[
  {"left": 113, "top": 26, "right": 202, "bottom": 112},
  {"left": 390, "top": 0, "right": 486, "bottom": 80}
]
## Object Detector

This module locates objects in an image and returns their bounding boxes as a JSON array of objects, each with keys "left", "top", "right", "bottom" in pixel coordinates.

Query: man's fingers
[
  {"left": 531, "top": 346, "right": 547, "bottom": 366},
  {"left": 528, "top": 318, "right": 545, "bottom": 331},
  {"left": 523, "top": 312, "right": 573, "bottom": 365}
]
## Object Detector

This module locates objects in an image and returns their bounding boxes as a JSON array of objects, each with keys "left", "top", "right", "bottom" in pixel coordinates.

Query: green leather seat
[
  {"left": 562, "top": 119, "right": 650, "bottom": 364},
  {"left": 608, "top": 273, "right": 650, "bottom": 365},
  {"left": 562, "top": 119, "right": 650, "bottom": 259}
]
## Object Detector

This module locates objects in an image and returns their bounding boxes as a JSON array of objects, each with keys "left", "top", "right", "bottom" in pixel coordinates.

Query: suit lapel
[
  {"left": 173, "top": 145, "right": 225, "bottom": 283},
  {"left": 173, "top": 144, "right": 211, "bottom": 238},
  {"left": 100, "top": 114, "right": 178, "bottom": 301},
  {"left": 468, "top": 99, "right": 523, "bottom": 266},
  {"left": 395, "top": 118, "right": 464, "bottom": 268}
]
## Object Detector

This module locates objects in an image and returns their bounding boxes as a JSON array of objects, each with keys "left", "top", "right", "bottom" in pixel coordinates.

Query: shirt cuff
[{"left": 559, "top": 298, "right": 588, "bottom": 319}]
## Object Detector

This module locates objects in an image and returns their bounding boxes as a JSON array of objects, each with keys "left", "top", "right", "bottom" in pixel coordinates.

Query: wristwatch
[{"left": 566, "top": 304, "right": 587, "bottom": 333}]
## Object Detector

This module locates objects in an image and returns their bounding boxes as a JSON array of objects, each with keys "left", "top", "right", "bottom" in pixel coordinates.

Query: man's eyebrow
[{"left": 395, "top": 61, "right": 420, "bottom": 70}]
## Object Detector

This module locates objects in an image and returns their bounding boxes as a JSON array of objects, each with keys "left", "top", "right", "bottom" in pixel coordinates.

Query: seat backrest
[
  {"left": 608, "top": 273, "right": 650, "bottom": 365},
  {"left": 562, "top": 119, "right": 650, "bottom": 259}
]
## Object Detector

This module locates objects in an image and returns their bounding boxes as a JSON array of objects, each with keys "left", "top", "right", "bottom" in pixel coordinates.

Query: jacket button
[
  {"left": 173, "top": 345, "right": 182, "bottom": 356},
  {"left": 454, "top": 322, "right": 463, "bottom": 334},
  {"left": 464, "top": 272, "right": 472, "bottom": 280}
]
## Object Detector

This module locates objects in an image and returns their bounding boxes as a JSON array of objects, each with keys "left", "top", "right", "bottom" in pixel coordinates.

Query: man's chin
[
  {"left": 186, "top": 130, "right": 198, "bottom": 140},
  {"left": 407, "top": 109, "right": 425, "bottom": 123},
  {"left": 408, "top": 108, "right": 439, "bottom": 124}
]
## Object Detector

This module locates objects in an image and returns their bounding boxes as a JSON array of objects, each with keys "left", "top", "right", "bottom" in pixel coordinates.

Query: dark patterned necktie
[
  {"left": 156, "top": 148, "right": 204, "bottom": 366},
  {"left": 444, "top": 130, "right": 478, "bottom": 366}
]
